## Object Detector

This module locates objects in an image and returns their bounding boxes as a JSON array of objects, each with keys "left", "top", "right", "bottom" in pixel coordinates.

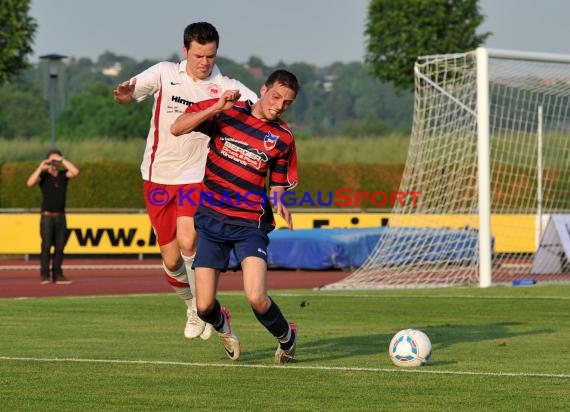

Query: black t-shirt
[{"left": 39, "top": 170, "right": 69, "bottom": 213}]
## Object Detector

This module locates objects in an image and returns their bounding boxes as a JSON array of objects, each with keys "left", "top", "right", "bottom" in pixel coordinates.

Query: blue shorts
[{"left": 194, "top": 213, "right": 269, "bottom": 271}]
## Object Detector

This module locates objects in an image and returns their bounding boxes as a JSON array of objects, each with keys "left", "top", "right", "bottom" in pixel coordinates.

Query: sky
[{"left": 29, "top": 0, "right": 570, "bottom": 67}]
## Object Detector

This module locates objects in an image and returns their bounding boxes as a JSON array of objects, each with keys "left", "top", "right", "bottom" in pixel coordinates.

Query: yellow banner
[
  {"left": 1, "top": 214, "right": 157, "bottom": 254},
  {"left": 0, "top": 212, "right": 539, "bottom": 254}
]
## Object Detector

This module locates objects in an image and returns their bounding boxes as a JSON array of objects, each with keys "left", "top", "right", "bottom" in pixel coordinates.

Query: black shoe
[
  {"left": 54, "top": 275, "right": 72, "bottom": 285},
  {"left": 40, "top": 276, "right": 51, "bottom": 285}
]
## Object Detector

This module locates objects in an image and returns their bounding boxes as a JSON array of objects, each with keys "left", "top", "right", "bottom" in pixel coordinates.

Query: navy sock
[
  {"left": 252, "top": 297, "right": 289, "bottom": 339},
  {"left": 280, "top": 328, "right": 296, "bottom": 351},
  {"left": 197, "top": 299, "right": 224, "bottom": 330}
]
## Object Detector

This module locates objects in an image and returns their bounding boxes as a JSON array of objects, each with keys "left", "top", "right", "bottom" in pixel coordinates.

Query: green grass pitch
[{"left": 1, "top": 285, "right": 569, "bottom": 410}]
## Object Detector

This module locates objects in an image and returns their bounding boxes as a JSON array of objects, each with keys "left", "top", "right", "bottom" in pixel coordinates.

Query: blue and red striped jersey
[{"left": 186, "top": 99, "right": 298, "bottom": 229}]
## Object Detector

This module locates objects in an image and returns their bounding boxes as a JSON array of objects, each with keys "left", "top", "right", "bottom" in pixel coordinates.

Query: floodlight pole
[{"left": 39, "top": 53, "right": 67, "bottom": 149}]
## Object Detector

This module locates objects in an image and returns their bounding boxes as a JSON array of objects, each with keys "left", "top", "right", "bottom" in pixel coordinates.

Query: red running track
[{"left": 0, "top": 259, "right": 349, "bottom": 299}]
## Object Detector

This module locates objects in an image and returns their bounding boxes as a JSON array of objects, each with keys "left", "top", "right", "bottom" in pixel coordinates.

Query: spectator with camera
[{"left": 27, "top": 150, "right": 80, "bottom": 284}]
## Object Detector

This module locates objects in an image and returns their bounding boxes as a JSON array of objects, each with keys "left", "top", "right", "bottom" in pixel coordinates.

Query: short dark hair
[
  {"left": 183, "top": 22, "right": 219, "bottom": 49},
  {"left": 45, "top": 149, "right": 62, "bottom": 158},
  {"left": 264, "top": 70, "right": 300, "bottom": 96}
]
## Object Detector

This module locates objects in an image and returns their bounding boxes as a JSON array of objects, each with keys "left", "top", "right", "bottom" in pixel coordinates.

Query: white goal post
[{"left": 323, "top": 47, "right": 570, "bottom": 289}]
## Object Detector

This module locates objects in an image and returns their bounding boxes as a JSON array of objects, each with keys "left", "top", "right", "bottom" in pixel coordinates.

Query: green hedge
[{"left": 0, "top": 161, "right": 404, "bottom": 209}]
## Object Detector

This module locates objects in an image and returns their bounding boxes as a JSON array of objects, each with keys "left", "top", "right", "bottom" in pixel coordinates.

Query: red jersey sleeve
[
  {"left": 269, "top": 138, "right": 298, "bottom": 190},
  {"left": 185, "top": 98, "right": 218, "bottom": 135}
]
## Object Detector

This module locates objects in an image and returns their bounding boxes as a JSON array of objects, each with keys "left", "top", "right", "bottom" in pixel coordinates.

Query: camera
[{"left": 50, "top": 160, "right": 62, "bottom": 167}]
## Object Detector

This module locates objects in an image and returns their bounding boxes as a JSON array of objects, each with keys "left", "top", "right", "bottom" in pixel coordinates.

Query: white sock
[
  {"left": 181, "top": 253, "right": 197, "bottom": 298},
  {"left": 184, "top": 297, "right": 194, "bottom": 310},
  {"left": 163, "top": 261, "right": 192, "bottom": 301}
]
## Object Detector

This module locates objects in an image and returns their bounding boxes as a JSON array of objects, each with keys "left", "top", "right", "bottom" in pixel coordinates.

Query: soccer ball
[{"left": 389, "top": 329, "right": 432, "bottom": 367}]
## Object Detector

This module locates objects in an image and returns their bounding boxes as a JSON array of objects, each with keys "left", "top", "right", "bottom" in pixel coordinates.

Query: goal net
[{"left": 323, "top": 48, "right": 570, "bottom": 289}]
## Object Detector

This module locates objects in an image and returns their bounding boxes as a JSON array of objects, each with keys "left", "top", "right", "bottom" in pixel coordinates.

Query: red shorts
[{"left": 143, "top": 181, "right": 201, "bottom": 246}]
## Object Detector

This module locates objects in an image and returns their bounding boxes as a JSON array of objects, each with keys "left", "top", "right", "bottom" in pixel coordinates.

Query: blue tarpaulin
[{"left": 228, "top": 226, "right": 484, "bottom": 270}]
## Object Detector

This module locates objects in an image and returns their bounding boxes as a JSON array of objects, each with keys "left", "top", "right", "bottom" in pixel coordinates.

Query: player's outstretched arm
[
  {"left": 170, "top": 90, "right": 241, "bottom": 136},
  {"left": 113, "top": 78, "right": 137, "bottom": 104}
]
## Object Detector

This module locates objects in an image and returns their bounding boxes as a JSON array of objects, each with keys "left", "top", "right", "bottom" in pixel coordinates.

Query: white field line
[{"left": 1, "top": 356, "right": 568, "bottom": 379}]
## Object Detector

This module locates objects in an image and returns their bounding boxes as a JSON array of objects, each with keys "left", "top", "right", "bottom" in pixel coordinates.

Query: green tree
[
  {"left": 0, "top": 0, "right": 37, "bottom": 83},
  {"left": 116, "top": 58, "right": 159, "bottom": 84},
  {"left": 217, "top": 56, "right": 261, "bottom": 91},
  {"left": 57, "top": 82, "right": 152, "bottom": 139},
  {"left": 247, "top": 56, "right": 266, "bottom": 71},
  {"left": 0, "top": 80, "right": 49, "bottom": 138},
  {"left": 280, "top": 62, "right": 319, "bottom": 133},
  {"left": 8, "top": 53, "right": 417, "bottom": 140},
  {"left": 317, "top": 62, "right": 413, "bottom": 136},
  {"left": 64, "top": 56, "right": 115, "bottom": 97},
  {"left": 365, "top": 0, "right": 490, "bottom": 91}
]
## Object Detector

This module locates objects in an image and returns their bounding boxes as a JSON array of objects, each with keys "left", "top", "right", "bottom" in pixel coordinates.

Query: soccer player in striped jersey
[
  {"left": 113, "top": 22, "right": 257, "bottom": 341},
  {"left": 171, "top": 70, "right": 299, "bottom": 363}
]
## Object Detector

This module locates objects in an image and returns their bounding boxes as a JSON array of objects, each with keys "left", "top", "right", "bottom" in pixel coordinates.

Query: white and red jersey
[{"left": 131, "top": 61, "right": 258, "bottom": 184}]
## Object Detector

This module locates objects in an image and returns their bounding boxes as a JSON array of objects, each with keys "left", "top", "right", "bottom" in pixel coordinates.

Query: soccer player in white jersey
[{"left": 113, "top": 22, "right": 257, "bottom": 340}]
